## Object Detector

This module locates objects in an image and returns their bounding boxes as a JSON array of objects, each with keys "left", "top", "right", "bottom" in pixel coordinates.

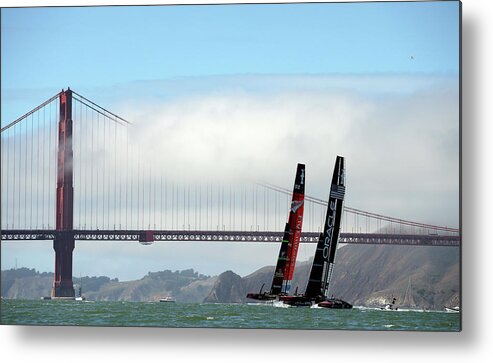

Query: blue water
[{"left": 0, "top": 299, "right": 460, "bottom": 331}]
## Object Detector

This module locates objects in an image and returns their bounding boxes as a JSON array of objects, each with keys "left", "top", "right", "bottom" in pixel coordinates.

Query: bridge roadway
[{"left": 1, "top": 229, "right": 460, "bottom": 247}]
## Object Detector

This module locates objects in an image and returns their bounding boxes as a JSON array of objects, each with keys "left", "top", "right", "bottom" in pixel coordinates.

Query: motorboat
[{"left": 444, "top": 305, "right": 460, "bottom": 313}]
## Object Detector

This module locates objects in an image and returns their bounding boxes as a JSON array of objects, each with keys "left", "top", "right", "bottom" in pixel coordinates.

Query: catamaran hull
[
  {"left": 317, "top": 298, "right": 353, "bottom": 309},
  {"left": 279, "top": 295, "right": 318, "bottom": 307},
  {"left": 278, "top": 295, "right": 352, "bottom": 308},
  {"left": 246, "top": 292, "right": 277, "bottom": 301}
]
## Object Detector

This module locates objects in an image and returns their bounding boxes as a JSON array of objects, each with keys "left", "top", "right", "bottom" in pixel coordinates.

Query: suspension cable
[{"left": 257, "top": 181, "right": 459, "bottom": 233}]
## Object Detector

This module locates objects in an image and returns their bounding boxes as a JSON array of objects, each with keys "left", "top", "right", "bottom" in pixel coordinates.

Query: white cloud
[{"left": 116, "top": 74, "right": 459, "bottom": 226}]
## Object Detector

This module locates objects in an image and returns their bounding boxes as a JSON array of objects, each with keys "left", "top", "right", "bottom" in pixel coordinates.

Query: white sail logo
[
  {"left": 323, "top": 200, "right": 337, "bottom": 260},
  {"left": 291, "top": 200, "right": 304, "bottom": 213}
]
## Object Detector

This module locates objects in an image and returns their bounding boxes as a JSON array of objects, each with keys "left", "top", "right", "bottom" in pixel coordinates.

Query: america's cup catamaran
[
  {"left": 279, "top": 156, "right": 352, "bottom": 308},
  {"left": 246, "top": 163, "right": 306, "bottom": 301}
]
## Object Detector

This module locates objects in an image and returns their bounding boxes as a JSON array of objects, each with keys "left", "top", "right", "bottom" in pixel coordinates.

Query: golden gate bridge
[{"left": 0, "top": 89, "right": 460, "bottom": 297}]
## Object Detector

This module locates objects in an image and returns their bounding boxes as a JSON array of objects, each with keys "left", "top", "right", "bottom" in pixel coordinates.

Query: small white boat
[
  {"left": 380, "top": 297, "right": 398, "bottom": 311},
  {"left": 444, "top": 306, "right": 460, "bottom": 313},
  {"left": 159, "top": 297, "right": 176, "bottom": 303}
]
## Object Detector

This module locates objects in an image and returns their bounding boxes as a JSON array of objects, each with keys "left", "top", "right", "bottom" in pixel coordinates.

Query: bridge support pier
[
  {"left": 51, "top": 235, "right": 75, "bottom": 297},
  {"left": 51, "top": 88, "right": 75, "bottom": 298}
]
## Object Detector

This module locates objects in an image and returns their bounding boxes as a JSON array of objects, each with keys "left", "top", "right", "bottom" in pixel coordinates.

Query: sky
[{"left": 0, "top": 0, "right": 460, "bottom": 280}]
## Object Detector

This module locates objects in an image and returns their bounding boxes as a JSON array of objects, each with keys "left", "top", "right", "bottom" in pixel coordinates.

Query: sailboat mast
[
  {"left": 270, "top": 163, "right": 305, "bottom": 295},
  {"left": 304, "top": 156, "right": 345, "bottom": 299}
]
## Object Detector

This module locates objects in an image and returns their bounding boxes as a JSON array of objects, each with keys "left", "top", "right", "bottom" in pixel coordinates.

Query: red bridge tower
[{"left": 51, "top": 89, "right": 75, "bottom": 298}]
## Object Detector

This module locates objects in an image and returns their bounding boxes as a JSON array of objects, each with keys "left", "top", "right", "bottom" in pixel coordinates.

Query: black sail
[
  {"left": 304, "top": 156, "right": 345, "bottom": 299},
  {"left": 269, "top": 223, "right": 291, "bottom": 295}
]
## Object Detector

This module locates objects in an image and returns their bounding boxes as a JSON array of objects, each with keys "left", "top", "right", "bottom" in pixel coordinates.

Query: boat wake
[
  {"left": 355, "top": 306, "right": 433, "bottom": 313},
  {"left": 272, "top": 301, "right": 290, "bottom": 308}
]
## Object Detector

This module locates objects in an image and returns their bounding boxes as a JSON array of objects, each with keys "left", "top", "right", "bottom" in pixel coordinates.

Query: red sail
[
  {"left": 278, "top": 163, "right": 305, "bottom": 294},
  {"left": 247, "top": 163, "right": 305, "bottom": 300}
]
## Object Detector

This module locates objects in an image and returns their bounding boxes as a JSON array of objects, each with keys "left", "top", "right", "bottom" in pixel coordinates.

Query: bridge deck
[{"left": 1, "top": 229, "right": 460, "bottom": 246}]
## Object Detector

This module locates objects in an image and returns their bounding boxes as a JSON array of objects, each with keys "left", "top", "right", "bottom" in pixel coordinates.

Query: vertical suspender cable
[
  {"left": 16, "top": 121, "right": 19, "bottom": 227},
  {"left": 149, "top": 166, "right": 152, "bottom": 229},
  {"left": 96, "top": 112, "right": 100, "bottom": 229},
  {"left": 262, "top": 187, "right": 266, "bottom": 231},
  {"left": 143, "top": 157, "right": 146, "bottom": 229},
  {"left": 129, "top": 139, "right": 133, "bottom": 229},
  {"left": 153, "top": 169, "right": 156, "bottom": 229},
  {"left": 186, "top": 183, "right": 190, "bottom": 230},
  {"left": 195, "top": 183, "right": 197, "bottom": 230},
  {"left": 217, "top": 184, "right": 220, "bottom": 230},
  {"left": 242, "top": 185, "right": 245, "bottom": 231},
  {"left": 142, "top": 157, "right": 146, "bottom": 229},
  {"left": 143, "top": 159, "right": 146, "bottom": 229},
  {"left": 1, "top": 130, "right": 5, "bottom": 227},
  {"left": 137, "top": 151, "right": 140, "bottom": 229},
  {"left": 81, "top": 101, "right": 86, "bottom": 228},
  {"left": 161, "top": 175, "right": 163, "bottom": 229},
  {"left": 221, "top": 184, "right": 224, "bottom": 230},
  {"left": 126, "top": 127, "right": 129, "bottom": 229},
  {"left": 197, "top": 183, "right": 200, "bottom": 229},
  {"left": 36, "top": 110, "right": 40, "bottom": 228},
  {"left": 1, "top": 129, "right": 4, "bottom": 227},
  {"left": 102, "top": 114, "right": 106, "bottom": 229},
  {"left": 18, "top": 114, "right": 23, "bottom": 228},
  {"left": 24, "top": 113, "right": 28, "bottom": 228},
  {"left": 90, "top": 106, "right": 94, "bottom": 229},
  {"left": 12, "top": 126, "right": 16, "bottom": 228},
  {"left": 142, "top": 158, "right": 145, "bottom": 229},
  {"left": 229, "top": 185, "right": 232, "bottom": 231},
  {"left": 7, "top": 128, "right": 11, "bottom": 228},
  {"left": 152, "top": 166, "right": 154, "bottom": 229},
  {"left": 187, "top": 184, "right": 190, "bottom": 230},
  {"left": 171, "top": 181, "right": 174, "bottom": 229},
  {"left": 48, "top": 100, "right": 52, "bottom": 228},
  {"left": 17, "top": 120, "right": 21, "bottom": 227},
  {"left": 165, "top": 178, "right": 168, "bottom": 229},
  {"left": 107, "top": 117, "right": 111, "bottom": 229},
  {"left": 12, "top": 123, "right": 16, "bottom": 228},
  {"left": 255, "top": 184, "right": 258, "bottom": 231},
  {"left": 74, "top": 100, "right": 78, "bottom": 228},
  {"left": 115, "top": 121, "right": 118, "bottom": 229},
  {"left": 30, "top": 113, "right": 33, "bottom": 228},
  {"left": 250, "top": 184, "right": 253, "bottom": 231},
  {"left": 239, "top": 185, "right": 242, "bottom": 231},
  {"left": 118, "top": 125, "right": 122, "bottom": 229},
  {"left": 176, "top": 182, "right": 179, "bottom": 230},
  {"left": 41, "top": 103, "right": 45, "bottom": 228},
  {"left": 267, "top": 186, "right": 270, "bottom": 231},
  {"left": 145, "top": 159, "right": 148, "bottom": 229},
  {"left": 311, "top": 199, "right": 314, "bottom": 232},
  {"left": 48, "top": 104, "right": 51, "bottom": 228},
  {"left": 206, "top": 183, "right": 209, "bottom": 230}
]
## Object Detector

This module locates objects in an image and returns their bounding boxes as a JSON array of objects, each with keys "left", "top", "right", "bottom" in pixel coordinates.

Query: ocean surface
[{"left": 0, "top": 299, "right": 460, "bottom": 331}]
